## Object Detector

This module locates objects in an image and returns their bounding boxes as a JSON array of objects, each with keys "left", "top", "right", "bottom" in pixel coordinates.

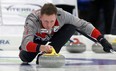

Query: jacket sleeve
[
  {"left": 21, "top": 14, "right": 40, "bottom": 52},
  {"left": 58, "top": 9, "right": 95, "bottom": 36}
]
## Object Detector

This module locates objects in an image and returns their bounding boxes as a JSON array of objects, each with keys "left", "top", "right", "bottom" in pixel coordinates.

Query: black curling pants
[{"left": 19, "top": 24, "right": 76, "bottom": 62}]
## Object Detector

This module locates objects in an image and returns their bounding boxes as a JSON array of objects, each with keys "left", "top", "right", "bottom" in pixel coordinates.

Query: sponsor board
[
  {"left": 0, "top": 35, "right": 22, "bottom": 50},
  {"left": 1, "top": 0, "right": 52, "bottom": 25}
]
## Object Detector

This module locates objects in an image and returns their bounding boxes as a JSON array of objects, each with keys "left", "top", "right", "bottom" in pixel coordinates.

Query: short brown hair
[{"left": 41, "top": 3, "right": 57, "bottom": 15}]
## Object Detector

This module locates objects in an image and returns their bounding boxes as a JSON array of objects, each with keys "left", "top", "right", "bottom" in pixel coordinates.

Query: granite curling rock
[
  {"left": 92, "top": 43, "right": 106, "bottom": 53},
  {"left": 39, "top": 47, "right": 65, "bottom": 68},
  {"left": 66, "top": 38, "right": 86, "bottom": 53}
]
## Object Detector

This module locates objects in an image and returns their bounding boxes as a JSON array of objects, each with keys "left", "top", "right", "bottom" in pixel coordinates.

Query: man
[{"left": 19, "top": 3, "right": 113, "bottom": 64}]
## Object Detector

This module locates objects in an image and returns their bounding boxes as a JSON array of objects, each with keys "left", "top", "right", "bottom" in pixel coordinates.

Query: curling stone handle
[
  {"left": 51, "top": 47, "right": 59, "bottom": 55},
  {"left": 45, "top": 42, "right": 59, "bottom": 55},
  {"left": 43, "top": 47, "right": 60, "bottom": 56},
  {"left": 39, "top": 42, "right": 60, "bottom": 56},
  {"left": 45, "top": 42, "right": 57, "bottom": 54},
  {"left": 38, "top": 42, "right": 51, "bottom": 55}
]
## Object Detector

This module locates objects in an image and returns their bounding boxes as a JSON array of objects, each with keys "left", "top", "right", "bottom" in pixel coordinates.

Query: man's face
[{"left": 40, "top": 14, "right": 57, "bottom": 30}]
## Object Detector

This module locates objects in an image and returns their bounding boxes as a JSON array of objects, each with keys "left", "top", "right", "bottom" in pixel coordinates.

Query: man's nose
[{"left": 47, "top": 22, "right": 51, "bottom": 26}]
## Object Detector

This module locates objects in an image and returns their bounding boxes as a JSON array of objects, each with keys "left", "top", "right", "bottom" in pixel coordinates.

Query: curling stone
[
  {"left": 39, "top": 47, "right": 65, "bottom": 68},
  {"left": 92, "top": 43, "right": 106, "bottom": 53},
  {"left": 111, "top": 39, "right": 116, "bottom": 51},
  {"left": 66, "top": 38, "right": 86, "bottom": 53}
]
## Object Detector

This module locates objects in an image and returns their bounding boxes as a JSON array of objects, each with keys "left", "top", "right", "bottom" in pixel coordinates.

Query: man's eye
[{"left": 50, "top": 21, "right": 54, "bottom": 23}]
